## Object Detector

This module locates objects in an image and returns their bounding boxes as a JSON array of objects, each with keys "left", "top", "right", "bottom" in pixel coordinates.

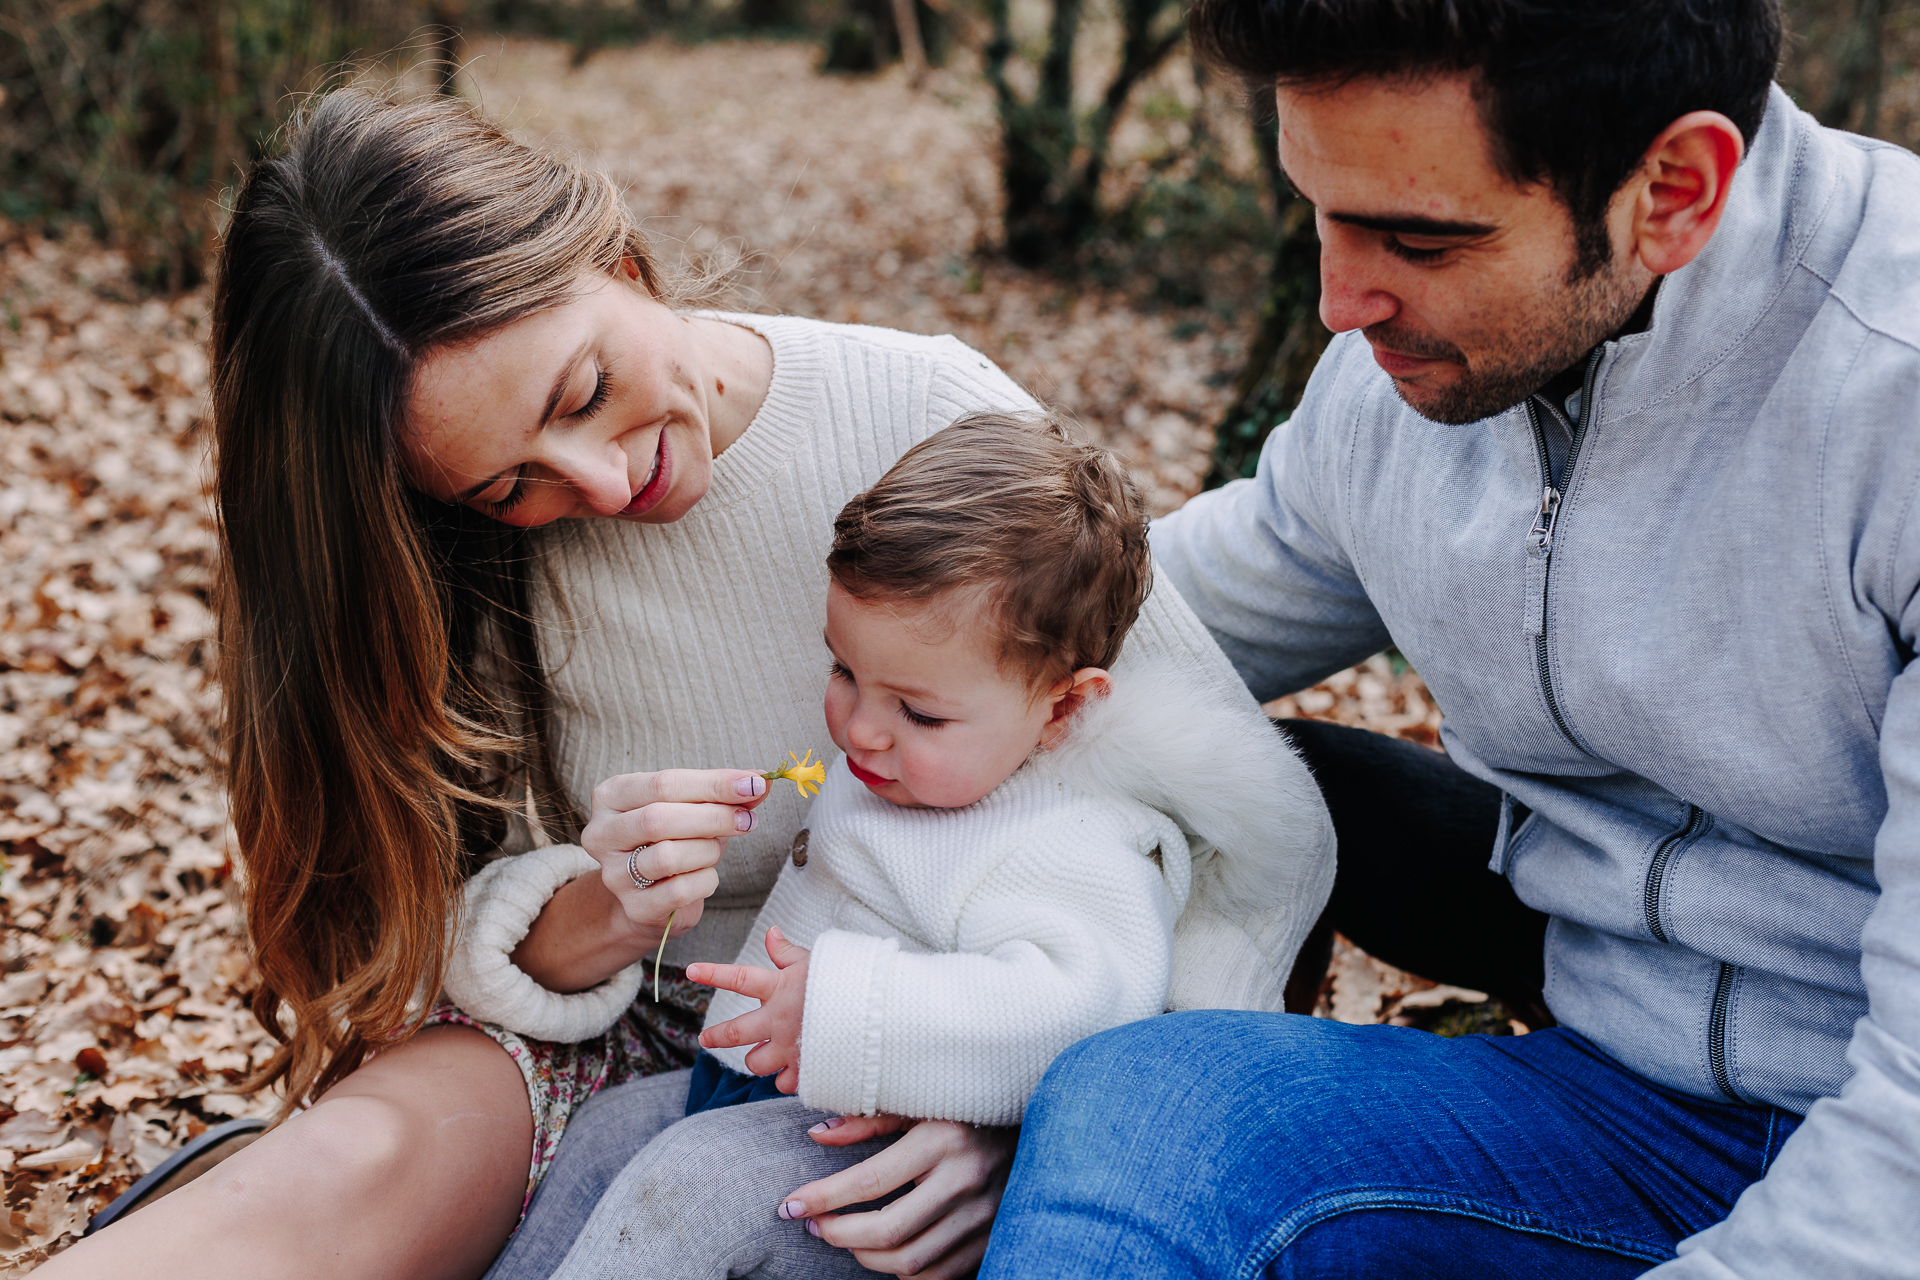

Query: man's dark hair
[{"left": 1191, "top": 0, "right": 1781, "bottom": 275}]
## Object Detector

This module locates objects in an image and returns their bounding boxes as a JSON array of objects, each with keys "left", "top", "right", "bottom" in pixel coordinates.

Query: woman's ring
[{"left": 627, "top": 844, "right": 658, "bottom": 890}]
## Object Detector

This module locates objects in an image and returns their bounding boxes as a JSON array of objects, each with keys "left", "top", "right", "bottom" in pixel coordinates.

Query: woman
[{"left": 42, "top": 86, "right": 1269, "bottom": 1279}]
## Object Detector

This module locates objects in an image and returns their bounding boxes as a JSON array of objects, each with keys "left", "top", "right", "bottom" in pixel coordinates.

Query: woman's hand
[
  {"left": 778, "top": 1117, "right": 1018, "bottom": 1278},
  {"left": 689, "top": 926, "right": 810, "bottom": 1094},
  {"left": 510, "top": 768, "right": 769, "bottom": 993}
]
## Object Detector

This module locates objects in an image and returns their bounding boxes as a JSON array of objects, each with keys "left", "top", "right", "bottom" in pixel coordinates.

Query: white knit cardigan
[
  {"left": 702, "top": 657, "right": 1335, "bottom": 1125},
  {"left": 440, "top": 314, "right": 1334, "bottom": 1046}
]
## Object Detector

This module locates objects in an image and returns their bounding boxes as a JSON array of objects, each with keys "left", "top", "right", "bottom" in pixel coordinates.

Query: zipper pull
[{"left": 1529, "top": 485, "right": 1562, "bottom": 549}]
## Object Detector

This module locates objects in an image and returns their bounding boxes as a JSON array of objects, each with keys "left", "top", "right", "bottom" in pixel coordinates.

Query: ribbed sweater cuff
[
  {"left": 798, "top": 929, "right": 898, "bottom": 1117},
  {"left": 442, "top": 844, "right": 648, "bottom": 1043}
]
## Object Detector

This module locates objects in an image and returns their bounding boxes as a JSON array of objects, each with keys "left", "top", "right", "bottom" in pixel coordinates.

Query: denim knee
[
  {"left": 1273, "top": 1206, "right": 1665, "bottom": 1280},
  {"left": 1023, "top": 1012, "right": 1255, "bottom": 1128}
]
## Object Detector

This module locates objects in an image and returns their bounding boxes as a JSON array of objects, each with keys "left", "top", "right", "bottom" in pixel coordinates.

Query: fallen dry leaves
[
  {"left": 461, "top": 36, "right": 1253, "bottom": 514},
  {"left": 0, "top": 230, "right": 275, "bottom": 1273},
  {"left": 2, "top": 34, "right": 1465, "bottom": 1268}
]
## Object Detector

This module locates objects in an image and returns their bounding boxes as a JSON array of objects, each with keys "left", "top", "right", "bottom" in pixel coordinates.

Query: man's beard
[{"left": 1371, "top": 254, "right": 1650, "bottom": 425}]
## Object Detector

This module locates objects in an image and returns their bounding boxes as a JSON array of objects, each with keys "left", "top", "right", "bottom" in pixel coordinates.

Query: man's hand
[{"left": 688, "top": 926, "right": 810, "bottom": 1094}]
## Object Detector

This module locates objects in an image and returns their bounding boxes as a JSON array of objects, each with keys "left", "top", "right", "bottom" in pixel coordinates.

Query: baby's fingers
[
  {"left": 687, "top": 962, "right": 778, "bottom": 1001},
  {"left": 699, "top": 1009, "right": 771, "bottom": 1050},
  {"left": 743, "top": 1039, "right": 798, "bottom": 1080}
]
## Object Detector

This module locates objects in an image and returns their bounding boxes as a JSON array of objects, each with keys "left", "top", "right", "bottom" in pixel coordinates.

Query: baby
[{"left": 684, "top": 410, "right": 1334, "bottom": 1128}]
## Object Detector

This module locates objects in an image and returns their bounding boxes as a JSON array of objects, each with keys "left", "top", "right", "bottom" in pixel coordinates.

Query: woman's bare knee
[{"left": 38, "top": 1026, "right": 531, "bottom": 1280}]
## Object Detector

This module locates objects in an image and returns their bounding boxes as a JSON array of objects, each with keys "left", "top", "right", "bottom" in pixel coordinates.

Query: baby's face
[{"left": 823, "top": 582, "right": 1059, "bottom": 809}]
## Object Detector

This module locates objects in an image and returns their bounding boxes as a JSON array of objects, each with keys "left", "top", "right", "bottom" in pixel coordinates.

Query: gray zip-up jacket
[{"left": 1151, "top": 87, "right": 1920, "bottom": 1277}]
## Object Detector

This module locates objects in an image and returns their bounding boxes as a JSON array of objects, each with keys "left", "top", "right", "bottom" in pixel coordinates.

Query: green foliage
[
  {"left": 1097, "top": 125, "right": 1273, "bottom": 310},
  {"left": 0, "top": 0, "right": 435, "bottom": 291}
]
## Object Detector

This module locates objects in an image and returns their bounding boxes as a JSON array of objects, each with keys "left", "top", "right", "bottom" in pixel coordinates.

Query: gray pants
[{"left": 486, "top": 1070, "right": 900, "bottom": 1280}]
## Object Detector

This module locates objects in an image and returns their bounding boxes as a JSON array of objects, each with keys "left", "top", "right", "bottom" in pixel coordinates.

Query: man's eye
[{"left": 1386, "top": 238, "right": 1449, "bottom": 264}]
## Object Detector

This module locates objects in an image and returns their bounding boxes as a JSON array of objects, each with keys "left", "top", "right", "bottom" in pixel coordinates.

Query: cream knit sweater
[
  {"left": 441, "top": 314, "right": 1334, "bottom": 1045},
  {"left": 703, "top": 658, "right": 1334, "bottom": 1126}
]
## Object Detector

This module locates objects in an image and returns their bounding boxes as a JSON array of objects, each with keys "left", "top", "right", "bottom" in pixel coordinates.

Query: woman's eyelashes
[
  {"left": 483, "top": 468, "right": 529, "bottom": 518},
  {"left": 573, "top": 364, "right": 612, "bottom": 421},
  {"left": 476, "top": 363, "right": 614, "bottom": 520}
]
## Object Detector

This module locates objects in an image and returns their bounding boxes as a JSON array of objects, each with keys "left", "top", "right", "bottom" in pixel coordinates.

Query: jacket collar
[{"left": 1593, "top": 85, "right": 1848, "bottom": 424}]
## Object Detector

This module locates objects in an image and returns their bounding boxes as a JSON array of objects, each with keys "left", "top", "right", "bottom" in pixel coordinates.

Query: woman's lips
[
  {"left": 846, "top": 758, "right": 891, "bottom": 788},
  {"left": 621, "top": 435, "right": 671, "bottom": 516}
]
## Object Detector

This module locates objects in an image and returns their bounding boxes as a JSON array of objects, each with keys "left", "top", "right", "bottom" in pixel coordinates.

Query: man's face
[{"left": 1277, "top": 74, "right": 1651, "bottom": 423}]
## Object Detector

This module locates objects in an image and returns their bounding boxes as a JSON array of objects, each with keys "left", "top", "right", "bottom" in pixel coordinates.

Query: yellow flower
[{"left": 765, "top": 748, "right": 828, "bottom": 799}]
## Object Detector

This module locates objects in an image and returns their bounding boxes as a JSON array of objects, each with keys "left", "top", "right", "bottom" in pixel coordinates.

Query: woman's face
[{"left": 401, "top": 269, "right": 715, "bottom": 527}]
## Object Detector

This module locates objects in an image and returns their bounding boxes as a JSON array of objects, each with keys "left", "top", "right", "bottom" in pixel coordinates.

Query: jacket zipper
[
  {"left": 1525, "top": 348, "right": 1605, "bottom": 751},
  {"left": 1708, "top": 961, "right": 1742, "bottom": 1101},
  {"left": 1642, "top": 804, "right": 1707, "bottom": 944}
]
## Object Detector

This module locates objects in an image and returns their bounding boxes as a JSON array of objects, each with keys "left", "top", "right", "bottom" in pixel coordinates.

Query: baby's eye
[
  {"left": 828, "top": 661, "right": 853, "bottom": 682},
  {"left": 899, "top": 703, "right": 947, "bottom": 729}
]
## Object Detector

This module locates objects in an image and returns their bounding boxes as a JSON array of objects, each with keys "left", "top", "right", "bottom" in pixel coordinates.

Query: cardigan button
[{"left": 791, "top": 829, "right": 810, "bottom": 868}]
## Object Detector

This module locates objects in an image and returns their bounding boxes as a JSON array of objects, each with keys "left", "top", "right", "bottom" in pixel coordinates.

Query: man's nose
[
  {"left": 549, "top": 437, "right": 634, "bottom": 516},
  {"left": 1317, "top": 221, "right": 1400, "bottom": 334}
]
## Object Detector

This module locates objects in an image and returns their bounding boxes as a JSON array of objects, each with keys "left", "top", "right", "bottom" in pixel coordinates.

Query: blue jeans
[{"left": 978, "top": 1013, "right": 1799, "bottom": 1279}]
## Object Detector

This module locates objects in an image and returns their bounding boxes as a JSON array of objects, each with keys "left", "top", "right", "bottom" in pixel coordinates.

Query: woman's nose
[
  {"left": 1317, "top": 222, "right": 1400, "bottom": 334},
  {"left": 548, "top": 436, "right": 635, "bottom": 516}
]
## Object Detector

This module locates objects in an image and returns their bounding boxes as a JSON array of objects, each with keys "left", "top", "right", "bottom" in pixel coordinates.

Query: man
[{"left": 979, "top": 1, "right": 1920, "bottom": 1275}]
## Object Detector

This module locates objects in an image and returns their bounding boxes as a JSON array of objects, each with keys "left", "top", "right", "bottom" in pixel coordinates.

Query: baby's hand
[{"left": 688, "top": 926, "right": 810, "bottom": 1095}]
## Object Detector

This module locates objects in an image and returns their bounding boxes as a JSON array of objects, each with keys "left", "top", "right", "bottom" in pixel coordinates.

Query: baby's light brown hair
[{"left": 827, "top": 411, "right": 1152, "bottom": 689}]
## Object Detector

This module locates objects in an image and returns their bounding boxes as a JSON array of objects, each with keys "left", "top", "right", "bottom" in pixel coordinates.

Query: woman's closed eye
[
  {"left": 483, "top": 468, "right": 530, "bottom": 518},
  {"left": 573, "top": 364, "right": 613, "bottom": 421},
  {"left": 473, "top": 365, "right": 613, "bottom": 518}
]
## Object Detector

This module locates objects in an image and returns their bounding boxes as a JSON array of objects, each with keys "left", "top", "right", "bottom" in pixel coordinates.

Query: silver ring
[{"left": 628, "top": 844, "right": 658, "bottom": 890}]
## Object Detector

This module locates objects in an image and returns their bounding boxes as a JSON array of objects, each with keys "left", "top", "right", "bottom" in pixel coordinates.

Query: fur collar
[{"left": 1028, "top": 654, "right": 1333, "bottom": 914}]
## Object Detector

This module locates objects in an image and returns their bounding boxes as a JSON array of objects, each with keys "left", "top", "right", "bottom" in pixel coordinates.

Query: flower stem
[{"left": 654, "top": 908, "right": 676, "bottom": 1003}]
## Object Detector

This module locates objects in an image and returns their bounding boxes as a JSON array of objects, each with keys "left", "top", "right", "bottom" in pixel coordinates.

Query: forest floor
[{"left": 0, "top": 35, "right": 1480, "bottom": 1270}]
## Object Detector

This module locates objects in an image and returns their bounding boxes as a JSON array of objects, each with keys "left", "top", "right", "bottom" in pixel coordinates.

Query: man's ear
[
  {"left": 1624, "top": 110, "right": 1746, "bottom": 277},
  {"left": 1038, "top": 668, "right": 1112, "bottom": 750}
]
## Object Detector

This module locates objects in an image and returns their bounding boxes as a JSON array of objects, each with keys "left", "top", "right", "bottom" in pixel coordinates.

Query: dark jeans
[
  {"left": 1277, "top": 718, "right": 1551, "bottom": 1027},
  {"left": 977, "top": 721, "right": 1799, "bottom": 1279}
]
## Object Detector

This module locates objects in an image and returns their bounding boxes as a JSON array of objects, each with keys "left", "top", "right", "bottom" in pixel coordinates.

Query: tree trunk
[
  {"left": 888, "top": 0, "right": 925, "bottom": 83},
  {"left": 1208, "top": 104, "right": 1328, "bottom": 488},
  {"left": 989, "top": 0, "right": 1184, "bottom": 267}
]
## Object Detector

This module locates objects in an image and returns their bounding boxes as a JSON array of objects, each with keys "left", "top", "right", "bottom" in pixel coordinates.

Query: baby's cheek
[
  {"left": 903, "top": 744, "right": 1000, "bottom": 809},
  {"left": 822, "top": 688, "right": 853, "bottom": 752}
]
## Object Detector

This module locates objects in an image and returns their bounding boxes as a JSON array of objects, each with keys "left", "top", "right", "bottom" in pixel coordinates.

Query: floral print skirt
[{"left": 425, "top": 966, "right": 711, "bottom": 1214}]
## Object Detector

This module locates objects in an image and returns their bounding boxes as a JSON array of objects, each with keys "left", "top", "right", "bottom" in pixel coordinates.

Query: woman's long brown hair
[{"left": 211, "top": 88, "right": 663, "bottom": 1112}]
